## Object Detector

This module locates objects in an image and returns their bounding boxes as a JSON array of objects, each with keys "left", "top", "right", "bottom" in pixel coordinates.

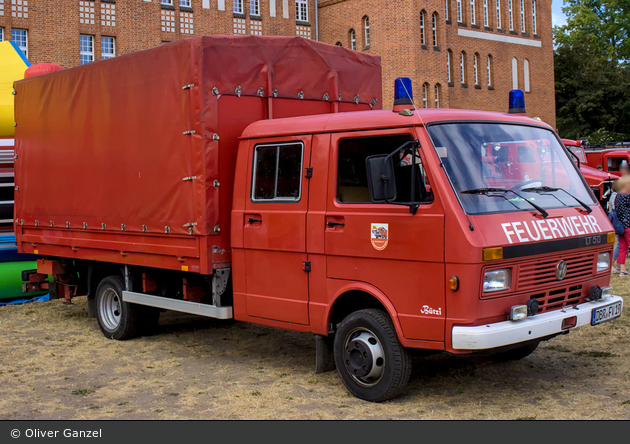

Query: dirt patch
[{"left": 1, "top": 277, "right": 629, "bottom": 420}]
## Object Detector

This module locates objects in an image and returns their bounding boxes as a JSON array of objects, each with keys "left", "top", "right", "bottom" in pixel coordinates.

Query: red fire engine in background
[{"left": 13, "top": 37, "right": 622, "bottom": 402}]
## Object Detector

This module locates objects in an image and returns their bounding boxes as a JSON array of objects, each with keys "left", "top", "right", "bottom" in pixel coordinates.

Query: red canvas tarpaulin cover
[{"left": 13, "top": 36, "right": 382, "bottom": 273}]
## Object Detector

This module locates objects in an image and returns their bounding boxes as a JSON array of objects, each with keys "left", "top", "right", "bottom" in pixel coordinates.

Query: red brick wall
[{"left": 318, "top": 0, "right": 556, "bottom": 127}]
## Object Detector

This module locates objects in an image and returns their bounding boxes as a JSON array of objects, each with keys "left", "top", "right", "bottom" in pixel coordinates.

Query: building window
[
  {"left": 508, "top": 0, "right": 513, "bottom": 30},
  {"left": 520, "top": 0, "right": 525, "bottom": 32},
  {"left": 447, "top": 49, "right": 452, "bottom": 83},
  {"left": 363, "top": 16, "right": 370, "bottom": 47},
  {"left": 470, "top": 0, "right": 476, "bottom": 25},
  {"left": 11, "top": 29, "right": 27, "bottom": 58},
  {"left": 483, "top": 0, "right": 488, "bottom": 27},
  {"left": 161, "top": 0, "right": 173, "bottom": 4},
  {"left": 101, "top": 2, "right": 116, "bottom": 27},
  {"left": 432, "top": 13, "right": 438, "bottom": 46},
  {"left": 181, "top": 11, "right": 194, "bottom": 34},
  {"left": 180, "top": 0, "right": 191, "bottom": 6},
  {"left": 162, "top": 9, "right": 176, "bottom": 32},
  {"left": 80, "top": 35, "right": 94, "bottom": 65},
  {"left": 422, "top": 83, "right": 428, "bottom": 108},
  {"left": 101, "top": 36, "right": 115, "bottom": 59},
  {"left": 473, "top": 53, "right": 479, "bottom": 85},
  {"left": 296, "top": 0, "right": 308, "bottom": 22},
  {"left": 445, "top": 0, "right": 449, "bottom": 21},
  {"left": 434, "top": 84, "right": 440, "bottom": 108},
  {"left": 349, "top": 29, "right": 356, "bottom": 50},
  {"left": 460, "top": 52, "right": 466, "bottom": 84},
  {"left": 496, "top": 0, "right": 502, "bottom": 29},
  {"left": 523, "top": 59, "right": 530, "bottom": 92},
  {"left": 456, "top": 0, "right": 462, "bottom": 22},
  {"left": 420, "top": 11, "right": 426, "bottom": 46},
  {"left": 9, "top": 0, "right": 29, "bottom": 19},
  {"left": 250, "top": 0, "right": 259, "bottom": 16},
  {"left": 79, "top": 1, "right": 95, "bottom": 25},
  {"left": 252, "top": 143, "right": 304, "bottom": 202},
  {"left": 511, "top": 57, "right": 518, "bottom": 89},
  {"left": 487, "top": 55, "right": 493, "bottom": 86},
  {"left": 335, "top": 41, "right": 342, "bottom": 46},
  {"left": 233, "top": 0, "right": 243, "bottom": 14},
  {"left": 532, "top": 0, "right": 537, "bottom": 34},
  {"left": 0, "top": 28, "right": 4, "bottom": 42}
]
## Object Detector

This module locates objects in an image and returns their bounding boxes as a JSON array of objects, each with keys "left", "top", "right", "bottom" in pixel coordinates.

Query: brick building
[{"left": 0, "top": 0, "right": 555, "bottom": 125}]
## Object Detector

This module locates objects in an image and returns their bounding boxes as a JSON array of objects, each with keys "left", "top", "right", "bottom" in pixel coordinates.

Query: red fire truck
[
  {"left": 14, "top": 37, "right": 622, "bottom": 402},
  {"left": 562, "top": 139, "right": 618, "bottom": 206}
]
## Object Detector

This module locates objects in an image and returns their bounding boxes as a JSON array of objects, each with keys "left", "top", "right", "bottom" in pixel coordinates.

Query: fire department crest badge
[{"left": 371, "top": 223, "right": 389, "bottom": 250}]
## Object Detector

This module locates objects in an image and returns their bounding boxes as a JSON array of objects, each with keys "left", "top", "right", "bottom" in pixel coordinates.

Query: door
[
  {"left": 242, "top": 136, "right": 312, "bottom": 325},
  {"left": 324, "top": 128, "right": 446, "bottom": 342}
]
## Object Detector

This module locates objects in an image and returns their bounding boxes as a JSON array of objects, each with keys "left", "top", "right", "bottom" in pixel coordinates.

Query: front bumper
[{"left": 452, "top": 295, "right": 623, "bottom": 350}]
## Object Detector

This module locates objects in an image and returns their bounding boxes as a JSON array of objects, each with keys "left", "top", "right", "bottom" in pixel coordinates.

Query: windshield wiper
[
  {"left": 461, "top": 187, "right": 549, "bottom": 218},
  {"left": 522, "top": 186, "right": 592, "bottom": 214}
]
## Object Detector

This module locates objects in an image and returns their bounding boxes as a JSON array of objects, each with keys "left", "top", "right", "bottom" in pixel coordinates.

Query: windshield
[{"left": 427, "top": 123, "right": 596, "bottom": 215}]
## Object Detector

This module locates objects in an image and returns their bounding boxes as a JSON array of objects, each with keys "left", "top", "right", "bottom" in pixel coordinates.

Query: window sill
[
  {"left": 471, "top": 24, "right": 480, "bottom": 29},
  {"left": 180, "top": 6, "right": 194, "bottom": 13},
  {"left": 461, "top": 83, "right": 468, "bottom": 88},
  {"left": 457, "top": 22, "right": 467, "bottom": 27},
  {"left": 296, "top": 21, "right": 311, "bottom": 26},
  {"left": 250, "top": 15, "right": 262, "bottom": 21},
  {"left": 101, "top": 0, "right": 116, "bottom": 3},
  {"left": 421, "top": 44, "right": 428, "bottom": 50},
  {"left": 433, "top": 46, "right": 440, "bottom": 52},
  {"left": 521, "top": 32, "right": 529, "bottom": 37},
  {"left": 497, "top": 28, "right": 505, "bottom": 33},
  {"left": 474, "top": 84, "right": 481, "bottom": 89},
  {"left": 446, "top": 19, "right": 452, "bottom": 25},
  {"left": 509, "top": 30, "right": 518, "bottom": 35},
  {"left": 233, "top": 12, "right": 246, "bottom": 18},
  {"left": 488, "top": 85, "right": 494, "bottom": 90},
  {"left": 484, "top": 26, "right": 493, "bottom": 31},
  {"left": 533, "top": 34, "right": 540, "bottom": 39},
  {"left": 363, "top": 45, "right": 370, "bottom": 50},
  {"left": 448, "top": 82, "right": 454, "bottom": 87},
  {"left": 161, "top": 4, "right": 175, "bottom": 11}
]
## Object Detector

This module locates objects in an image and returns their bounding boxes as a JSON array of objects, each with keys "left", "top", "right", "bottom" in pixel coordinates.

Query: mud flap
[{"left": 314, "top": 334, "right": 336, "bottom": 374}]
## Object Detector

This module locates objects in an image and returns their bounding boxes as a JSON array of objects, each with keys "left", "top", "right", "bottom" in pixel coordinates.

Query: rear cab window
[{"left": 252, "top": 142, "right": 303, "bottom": 202}]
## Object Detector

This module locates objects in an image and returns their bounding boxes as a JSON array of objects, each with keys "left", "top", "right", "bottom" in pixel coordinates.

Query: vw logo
[{"left": 555, "top": 260, "right": 567, "bottom": 280}]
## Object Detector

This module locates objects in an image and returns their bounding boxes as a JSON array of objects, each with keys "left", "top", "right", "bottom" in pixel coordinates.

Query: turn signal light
[
  {"left": 607, "top": 232, "right": 616, "bottom": 244},
  {"left": 449, "top": 276, "right": 459, "bottom": 291},
  {"left": 482, "top": 247, "right": 503, "bottom": 261}
]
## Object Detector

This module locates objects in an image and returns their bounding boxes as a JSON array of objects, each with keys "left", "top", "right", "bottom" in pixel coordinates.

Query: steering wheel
[{"left": 508, "top": 179, "right": 542, "bottom": 192}]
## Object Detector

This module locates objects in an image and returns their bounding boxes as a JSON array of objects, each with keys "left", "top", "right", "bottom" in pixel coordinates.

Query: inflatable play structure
[{"left": 0, "top": 41, "right": 51, "bottom": 300}]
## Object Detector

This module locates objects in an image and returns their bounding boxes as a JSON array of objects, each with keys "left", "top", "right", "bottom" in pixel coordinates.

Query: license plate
[{"left": 591, "top": 301, "right": 622, "bottom": 325}]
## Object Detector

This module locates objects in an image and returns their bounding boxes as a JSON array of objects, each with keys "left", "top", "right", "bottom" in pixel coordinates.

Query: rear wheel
[
  {"left": 491, "top": 341, "right": 539, "bottom": 362},
  {"left": 333, "top": 309, "right": 411, "bottom": 402},
  {"left": 95, "top": 275, "right": 141, "bottom": 340}
]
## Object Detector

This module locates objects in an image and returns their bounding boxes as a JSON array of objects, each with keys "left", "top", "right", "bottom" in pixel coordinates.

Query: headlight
[
  {"left": 483, "top": 269, "right": 511, "bottom": 293},
  {"left": 597, "top": 252, "right": 611, "bottom": 272}
]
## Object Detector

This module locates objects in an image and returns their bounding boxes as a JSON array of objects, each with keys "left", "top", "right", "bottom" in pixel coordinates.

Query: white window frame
[
  {"left": 80, "top": 34, "right": 94, "bottom": 65},
  {"left": 483, "top": 0, "right": 488, "bottom": 27},
  {"left": 474, "top": 54, "right": 479, "bottom": 85},
  {"left": 12, "top": 29, "right": 28, "bottom": 58},
  {"left": 434, "top": 84, "right": 440, "bottom": 108},
  {"left": 496, "top": 0, "right": 502, "bottom": 29},
  {"left": 350, "top": 29, "right": 356, "bottom": 50},
  {"left": 161, "top": 0, "right": 174, "bottom": 5},
  {"left": 470, "top": 0, "right": 476, "bottom": 25},
  {"left": 179, "top": 0, "right": 191, "bottom": 7},
  {"left": 523, "top": 59, "right": 530, "bottom": 92},
  {"left": 487, "top": 55, "right": 492, "bottom": 86},
  {"left": 447, "top": 50, "right": 452, "bottom": 83},
  {"left": 445, "top": 0, "right": 449, "bottom": 21},
  {"left": 420, "top": 12, "right": 425, "bottom": 46},
  {"left": 512, "top": 57, "right": 518, "bottom": 89},
  {"left": 363, "top": 16, "right": 370, "bottom": 47},
  {"left": 422, "top": 83, "right": 428, "bottom": 108},
  {"left": 508, "top": 0, "right": 513, "bottom": 31},
  {"left": 101, "top": 36, "right": 115, "bottom": 60},
  {"left": 296, "top": 0, "right": 308, "bottom": 22},
  {"left": 532, "top": 0, "right": 537, "bottom": 34},
  {"left": 460, "top": 52, "right": 465, "bottom": 84},
  {"left": 432, "top": 13, "right": 438, "bottom": 46},
  {"left": 233, "top": 0, "right": 243, "bottom": 14},
  {"left": 520, "top": 0, "right": 525, "bottom": 32},
  {"left": 456, "top": 0, "right": 462, "bottom": 22},
  {"left": 250, "top": 0, "right": 260, "bottom": 16}
]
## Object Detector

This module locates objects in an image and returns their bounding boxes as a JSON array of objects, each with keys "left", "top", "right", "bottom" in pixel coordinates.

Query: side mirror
[{"left": 366, "top": 154, "right": 397, "bottom": 202}]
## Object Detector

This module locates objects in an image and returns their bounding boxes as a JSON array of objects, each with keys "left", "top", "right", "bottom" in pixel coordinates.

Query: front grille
[
  {"left": 516, "top": 252, "right": 596, "bottom": 291},
  {"left": 529, "top": 284, "right": 584, "bottom": 314}
]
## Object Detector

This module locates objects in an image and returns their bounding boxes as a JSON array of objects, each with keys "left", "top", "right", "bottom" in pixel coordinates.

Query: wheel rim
[
  {"left": 99, "top": 287, "right": 121, "bottom": 331},
  {"left": 342, "top": 327, "right": 385, "bottom": 387}
]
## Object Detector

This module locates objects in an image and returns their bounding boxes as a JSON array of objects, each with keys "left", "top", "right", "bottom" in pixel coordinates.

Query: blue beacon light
[
  {"left": 394, "top": 77, "right": 414, "bottom": 107},
  {"left": 508, "top": 89, "right": 525, "bottom": 114}
]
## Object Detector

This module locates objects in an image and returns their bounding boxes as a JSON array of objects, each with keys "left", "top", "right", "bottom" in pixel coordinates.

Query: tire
[
  {"left": 333, "top": 309, "right": 412, "bottom": 402},
  {"left": 491, "top": 341, "right": 539, "bottom": 362},
  {"left": 95, "top": 275, "right": 141, "bottom": 340}
]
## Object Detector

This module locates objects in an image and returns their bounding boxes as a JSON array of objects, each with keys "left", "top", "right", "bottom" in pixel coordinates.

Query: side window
[
  {"left": 252, "top": 142, "right": 303, "bottom": 202},
  {"left": 337, "top": 134, "right": 434, "bottom": 204}
]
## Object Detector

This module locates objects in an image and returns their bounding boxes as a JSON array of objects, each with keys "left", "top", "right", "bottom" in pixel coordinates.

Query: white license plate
[{"left": 591, "top": 301, "right": 622, "bottom": 325}]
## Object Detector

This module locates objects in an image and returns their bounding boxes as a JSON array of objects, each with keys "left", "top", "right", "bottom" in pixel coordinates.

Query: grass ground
[{"left": 0, "top": 277, "right": 629, "bottom": 420}]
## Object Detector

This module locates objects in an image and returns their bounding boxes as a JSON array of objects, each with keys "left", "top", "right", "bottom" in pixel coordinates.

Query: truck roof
[{"left": 241, "top": 108, "right": 552, "bottom": 139}]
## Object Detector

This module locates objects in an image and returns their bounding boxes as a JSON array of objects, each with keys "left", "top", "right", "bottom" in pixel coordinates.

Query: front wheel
[{"left": 333, "top": 309, "right": 412, "bottom": 402}]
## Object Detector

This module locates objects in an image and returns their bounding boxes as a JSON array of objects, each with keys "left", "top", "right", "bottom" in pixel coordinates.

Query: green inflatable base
[{"left": 0, "top": 261, "right": 48, "bottom": 300}]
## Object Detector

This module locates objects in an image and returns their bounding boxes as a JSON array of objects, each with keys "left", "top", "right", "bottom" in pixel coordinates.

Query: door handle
[
  {"left": 326, "top": 221, "right": 345, "bottom": 227},
  {"left": 247, "top": 218, "right": 262, "bottom": 224}
]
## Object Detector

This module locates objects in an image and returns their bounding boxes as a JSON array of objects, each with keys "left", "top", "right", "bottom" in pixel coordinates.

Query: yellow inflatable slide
[{"left": 0, "top": 41, "right": 31, "bottom": 137}]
